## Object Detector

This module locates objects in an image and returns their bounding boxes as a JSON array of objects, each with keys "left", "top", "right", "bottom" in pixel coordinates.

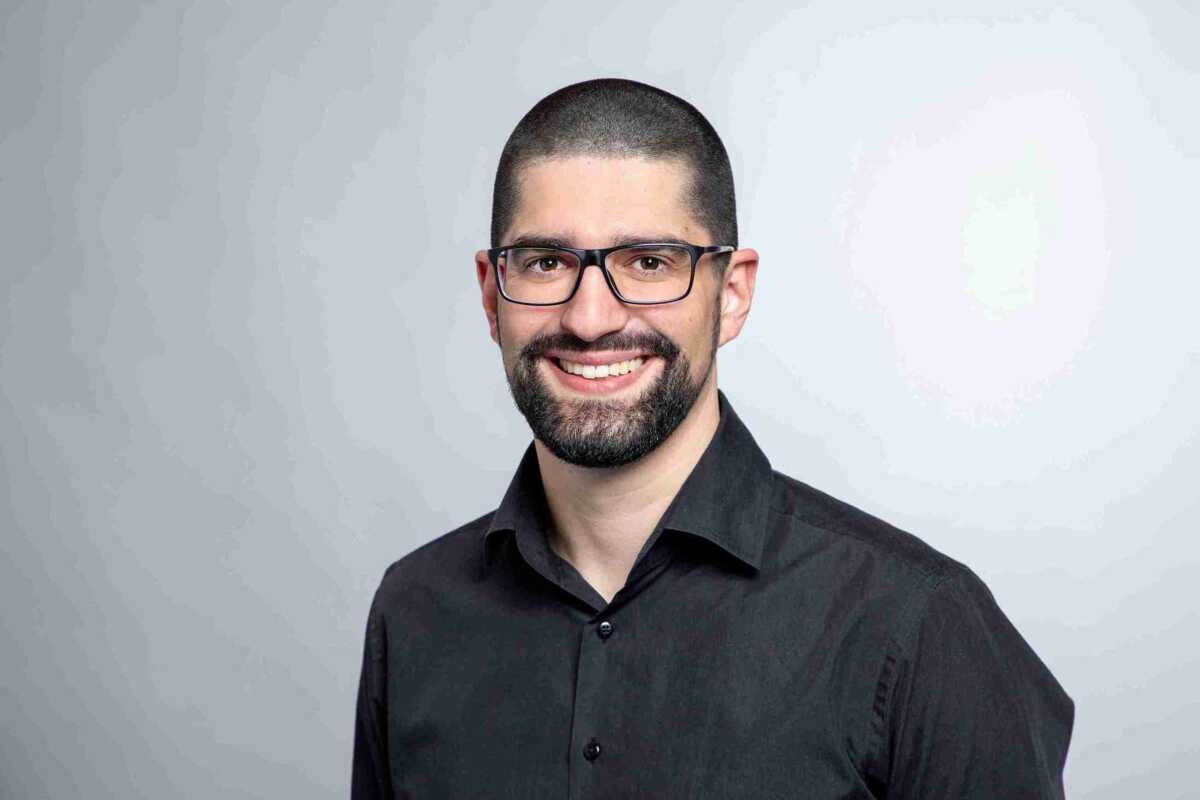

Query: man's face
[{"left": 478, "top": 156, "right": 724, "bottom": 469}]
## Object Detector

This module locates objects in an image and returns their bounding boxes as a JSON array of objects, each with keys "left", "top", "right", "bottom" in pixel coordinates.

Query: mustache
[{"left": 520, "top": 331, "right": 679, "bottom": 362}]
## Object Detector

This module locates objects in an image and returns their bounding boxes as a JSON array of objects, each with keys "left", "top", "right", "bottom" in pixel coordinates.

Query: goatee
[{"left": 505, "top": 330, "right": 712, "bottom": 469}]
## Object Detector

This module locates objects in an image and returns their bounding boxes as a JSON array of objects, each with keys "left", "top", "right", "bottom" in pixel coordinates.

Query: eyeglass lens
[{"left": 497, "top": 246, "right": 692, "bottom": 304}]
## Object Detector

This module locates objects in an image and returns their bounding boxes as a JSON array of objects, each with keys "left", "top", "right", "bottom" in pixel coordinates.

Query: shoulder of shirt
[
  {"left": 369, "top": 473, "right": 980, "bottom": 605},
  {"left": 767, "top": 468, "right": 969, "bottom": 585},
  {"left": 371, "top": 508, "right": 496, "bottom": 600}
]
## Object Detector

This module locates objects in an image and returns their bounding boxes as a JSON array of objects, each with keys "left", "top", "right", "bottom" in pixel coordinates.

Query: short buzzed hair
[{"left": 490, "top": 78, "right": 737, "bottom": 269}]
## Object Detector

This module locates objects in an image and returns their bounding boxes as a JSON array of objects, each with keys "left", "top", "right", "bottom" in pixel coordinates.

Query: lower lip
[{"left": 543, "top": 357, "right": 657, "bottom": 395}]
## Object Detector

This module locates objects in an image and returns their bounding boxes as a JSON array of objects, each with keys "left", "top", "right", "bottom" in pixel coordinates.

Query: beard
[{"left": 503, "top": 317, "right": 718, "bottom": 469}]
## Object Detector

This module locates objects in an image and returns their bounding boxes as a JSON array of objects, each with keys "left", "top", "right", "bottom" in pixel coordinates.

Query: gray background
[{"left": 2, "top": 1, "right": 1197, "bottom": 797}]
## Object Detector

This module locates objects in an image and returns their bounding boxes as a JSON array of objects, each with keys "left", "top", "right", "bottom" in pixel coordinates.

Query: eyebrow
[{"left": 507, "top": 232, "right": 692, "bottom": 249}]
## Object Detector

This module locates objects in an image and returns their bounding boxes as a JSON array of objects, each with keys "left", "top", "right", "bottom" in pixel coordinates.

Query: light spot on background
[{"left": 848, "top": 90, "right": 1108, "bottom": 422}]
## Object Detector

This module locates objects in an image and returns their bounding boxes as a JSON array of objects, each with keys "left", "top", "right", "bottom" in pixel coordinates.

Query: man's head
[
  {"left": 475, "top": 78, "right": 757, "bottom": 469},
  {"left": 490, "top": 79, "right": 738, "bottom": 258}
]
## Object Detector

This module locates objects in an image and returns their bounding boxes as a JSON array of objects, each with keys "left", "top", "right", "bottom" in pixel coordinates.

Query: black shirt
[{"left": 352, "top": 390, "right": 1074, "bottom": 798}]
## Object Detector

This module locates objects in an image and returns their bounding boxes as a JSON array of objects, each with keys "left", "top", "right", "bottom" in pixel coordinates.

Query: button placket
[{"left": 568, "top": 615, "right": 618, "bottom": 797}]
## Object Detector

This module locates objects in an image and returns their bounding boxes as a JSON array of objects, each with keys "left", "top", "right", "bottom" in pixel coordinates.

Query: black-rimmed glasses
[{"left": 487, "top": 242, "right": 734, "bottom": 306}]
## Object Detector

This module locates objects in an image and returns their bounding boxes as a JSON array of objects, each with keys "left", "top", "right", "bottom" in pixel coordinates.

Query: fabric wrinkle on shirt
[{"left": 352, "top": 390, "right": 1075, "bottom": 799}]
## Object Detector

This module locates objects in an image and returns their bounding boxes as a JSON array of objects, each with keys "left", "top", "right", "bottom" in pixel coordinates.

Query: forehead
[{"left": 508, "top": 155, "right": 703, "bottom": 246}]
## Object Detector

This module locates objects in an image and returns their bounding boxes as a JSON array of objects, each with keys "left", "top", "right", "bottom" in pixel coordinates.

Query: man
[{"left": 352, "top": 78, "right": 1074, "bottom": 798}]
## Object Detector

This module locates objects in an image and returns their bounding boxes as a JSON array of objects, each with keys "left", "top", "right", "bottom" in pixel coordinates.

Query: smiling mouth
[{"left": 551, "top": 356, "right": 648, "bottom": 380}]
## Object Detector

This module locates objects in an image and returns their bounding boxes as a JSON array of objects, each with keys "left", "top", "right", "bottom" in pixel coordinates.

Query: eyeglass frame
[{"left": 486, "top": 242, "right": 736, "bottom": 306}]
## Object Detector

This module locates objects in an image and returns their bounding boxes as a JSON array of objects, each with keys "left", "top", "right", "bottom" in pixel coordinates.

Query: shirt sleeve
[
  {"left": 351, "top": 586, "right": 392, "bottom": 799},
  {"left": 868, "top": 567, "right": 1075, "bottom": 798}
]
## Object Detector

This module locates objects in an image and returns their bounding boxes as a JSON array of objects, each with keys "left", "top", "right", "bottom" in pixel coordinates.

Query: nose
[{"left": 558, "top": 258, "right": 630, "bottom": 342}]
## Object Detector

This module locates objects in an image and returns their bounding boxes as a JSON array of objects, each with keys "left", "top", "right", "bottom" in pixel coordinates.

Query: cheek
[
  {"left": 498, "top": 306, "right": 559, "bottom": 360},
  {"left": 682, "top": 305, "right": 721, "bottom": 370},
  {"left": 640, "top": 312, "right": 709, "bottom": 369}
]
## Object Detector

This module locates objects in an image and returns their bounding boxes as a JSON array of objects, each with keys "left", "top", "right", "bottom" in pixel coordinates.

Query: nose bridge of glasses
[
  {"left": 573, "top": 249, "right": 617, "bottom": 295},
  {"left": 579, "top": 248, "right": 605, "bottom": 269}
]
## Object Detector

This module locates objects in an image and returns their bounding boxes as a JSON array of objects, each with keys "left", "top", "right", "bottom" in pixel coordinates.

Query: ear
[
  {"left": 475, "top": 249, "right": 501, "bottom": 346},
  {"left": 717, "top": 247, "right": 759, "bottom": 348}
]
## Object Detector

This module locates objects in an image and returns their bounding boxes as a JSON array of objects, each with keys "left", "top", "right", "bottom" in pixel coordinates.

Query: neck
[{"left": 533, "top": 379, "right": 721, "bottom": 603}]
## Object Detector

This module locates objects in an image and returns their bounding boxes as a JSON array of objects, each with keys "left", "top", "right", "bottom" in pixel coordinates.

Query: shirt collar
[{"left": 481, "top": 389, "right": 774, "bottom": 574}]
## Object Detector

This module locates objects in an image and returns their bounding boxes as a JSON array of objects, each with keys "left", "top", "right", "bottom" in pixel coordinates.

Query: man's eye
[
  {"left": 528, "top": 257, "right": 560, "bottom": 271},
  {"left": 636, "top": 257, "right": 663, "bottom": 271}
]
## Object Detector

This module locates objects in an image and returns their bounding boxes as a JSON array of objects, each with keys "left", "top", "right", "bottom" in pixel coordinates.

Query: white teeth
[{"left": 557, "top": 357, "right": 645, "bottom": 379}]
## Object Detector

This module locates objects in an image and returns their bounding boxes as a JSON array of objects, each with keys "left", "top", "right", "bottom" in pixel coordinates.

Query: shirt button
[
  {"left": 583, "top": 738, "right": 602, "bottom": 761},
  {"left": 597, "top": 620, "right": 614, "bottom": 639}
]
